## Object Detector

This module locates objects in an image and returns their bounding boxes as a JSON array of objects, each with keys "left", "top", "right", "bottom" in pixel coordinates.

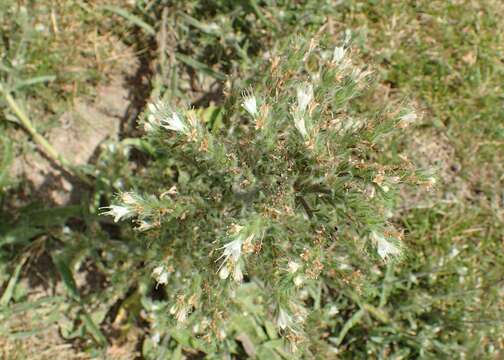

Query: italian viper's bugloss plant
[{"left": 102, "top": 36, "right": 431, "bottom": 355}]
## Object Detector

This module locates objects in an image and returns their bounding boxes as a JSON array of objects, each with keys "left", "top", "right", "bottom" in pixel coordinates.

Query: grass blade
[
  {"left": 14, "top": 75, "right": 56, "bottom": 90},
  {"left": 0, "top": 256, "right": 27, "bottom": 306},
  {"left": 175, "top": 53, "right": 226, "bottom": 81},
  {"left": 100, "top": 5, "right": 155, "bottom": 36}
]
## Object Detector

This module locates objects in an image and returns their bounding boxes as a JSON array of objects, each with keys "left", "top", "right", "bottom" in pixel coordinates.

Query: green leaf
[
  {"left": 21, "top": 205, "right": 82, "bottom": 228},
  {"left": 0, "top": 226, "right": 42, "bottom": 247},
  {"left": 0, "top": 134, "right": 13, "bottom": 189},
  {"left": 100, "top": 5, "right": 155, "bottom": 36},
  {"left": 179, "top": 13, "right": 221, "bottom": 36},
  {"left": 170, "top": 328, "right": 207, "bottom": 352},
  {"left": 197, "top": 105, "right": 224, "bottom": 131},
  {"left": 53, "top": 255, "right": 80, "bottom": 302},
  {"left": 121, "top": 138, "right": 157, "bottom": 156},
  {"left": 14, "top": 75, "right": 56, "bottom": 90},
  {"left": 0, "top": 296, "right": 64, "bottom": 318},
  {"left": 175, "top": 53, "right": 226, "bottom": 81},
  {"left": 82, "top": 312, "right": 107, "bottom": 346},
  {"left": 256, "top": 340, "right": 284, "bottom": 360},
  {"left": 53, "top": 255, "right": 107, "bottom": 345},
  {"left": 0, "top": 256, "right": 27, "bottom": 306}
]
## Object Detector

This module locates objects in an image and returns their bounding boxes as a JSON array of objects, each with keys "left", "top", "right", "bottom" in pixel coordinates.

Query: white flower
[
  {"left": 217, "top": 236, "right": 246, "bottom": 280},
  {"left": 287, "top": 260, "right": 301, "bottom": 273},
  {"left": 147, "top": 103, "right": 157, "bottom": 113},
  {"left": 293, "top": 113, "right": 308, "bottom": 138},
  {"left": 328, "top": 305, "right": 339, "bottom": 316},
  {"left": 242, "top": 93, "right": 258, "bottom": 117},
  {"left": 398, "top": 112, "right": 418, "bottom": 128},
  {"left": 296, "top": 83, "right": 313, "bottom": 113},
  {"left": 218, "top": 265, "right": 230, "bottom": 280},
  {"left": 291, "top": 83, "right": 314, "bottom": 138},
  {"left": 276, "top": 308, "right": 292, "bottom": 330},
  {"left": 151, "top": 332, "right": 161, "bottom": 344},
  {"left": 293, "top": 275, "right": 304, "bottom": 287},
  {"left": 170, "top": 304, "right": 188, "bottom": 323},
  {"left": 100, "top": 205, "right": 135, "bottom": 223},
  {"left": 158, "top": 271, "right": 169, "bottom": 285},
  {"left": 160, "top": 112, "right": 187, "bottom": 133},
  {"left": 371, "top": 231, "right": 401, "bottom": 261},
  {"left": 160, "top": 185, "right": 178, "bottom": 198},
  {"left": 136, "top": 220, "right": 154, "bottom": 232},
  {"left": 400, "top": 112, "right": 417, "bottom": 124},
  {"left": 145, "top": 101, "right": 188, "bottom": 133},
  {"left": 344, "top": 29, "right": 352, "bottom": 45},
  {"left": 120, "top": 192, "right": 138, "bottom": 205},
  {"left": 218, "top": 237, "right": 243, "bottom": 265},
  {"left": 152, "top": 265, "right": 169, "bottom": 285},
  {"left": 389, "top": 176, "right": 401, "bottom": 184},
  {"left": 332, "top": 46, "right": 346, "bottom": 63}
]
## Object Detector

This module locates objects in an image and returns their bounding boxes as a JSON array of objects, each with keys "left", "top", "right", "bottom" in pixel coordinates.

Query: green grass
[{"left": 1, "top": 0, "right": 503, "bottom": 358}]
